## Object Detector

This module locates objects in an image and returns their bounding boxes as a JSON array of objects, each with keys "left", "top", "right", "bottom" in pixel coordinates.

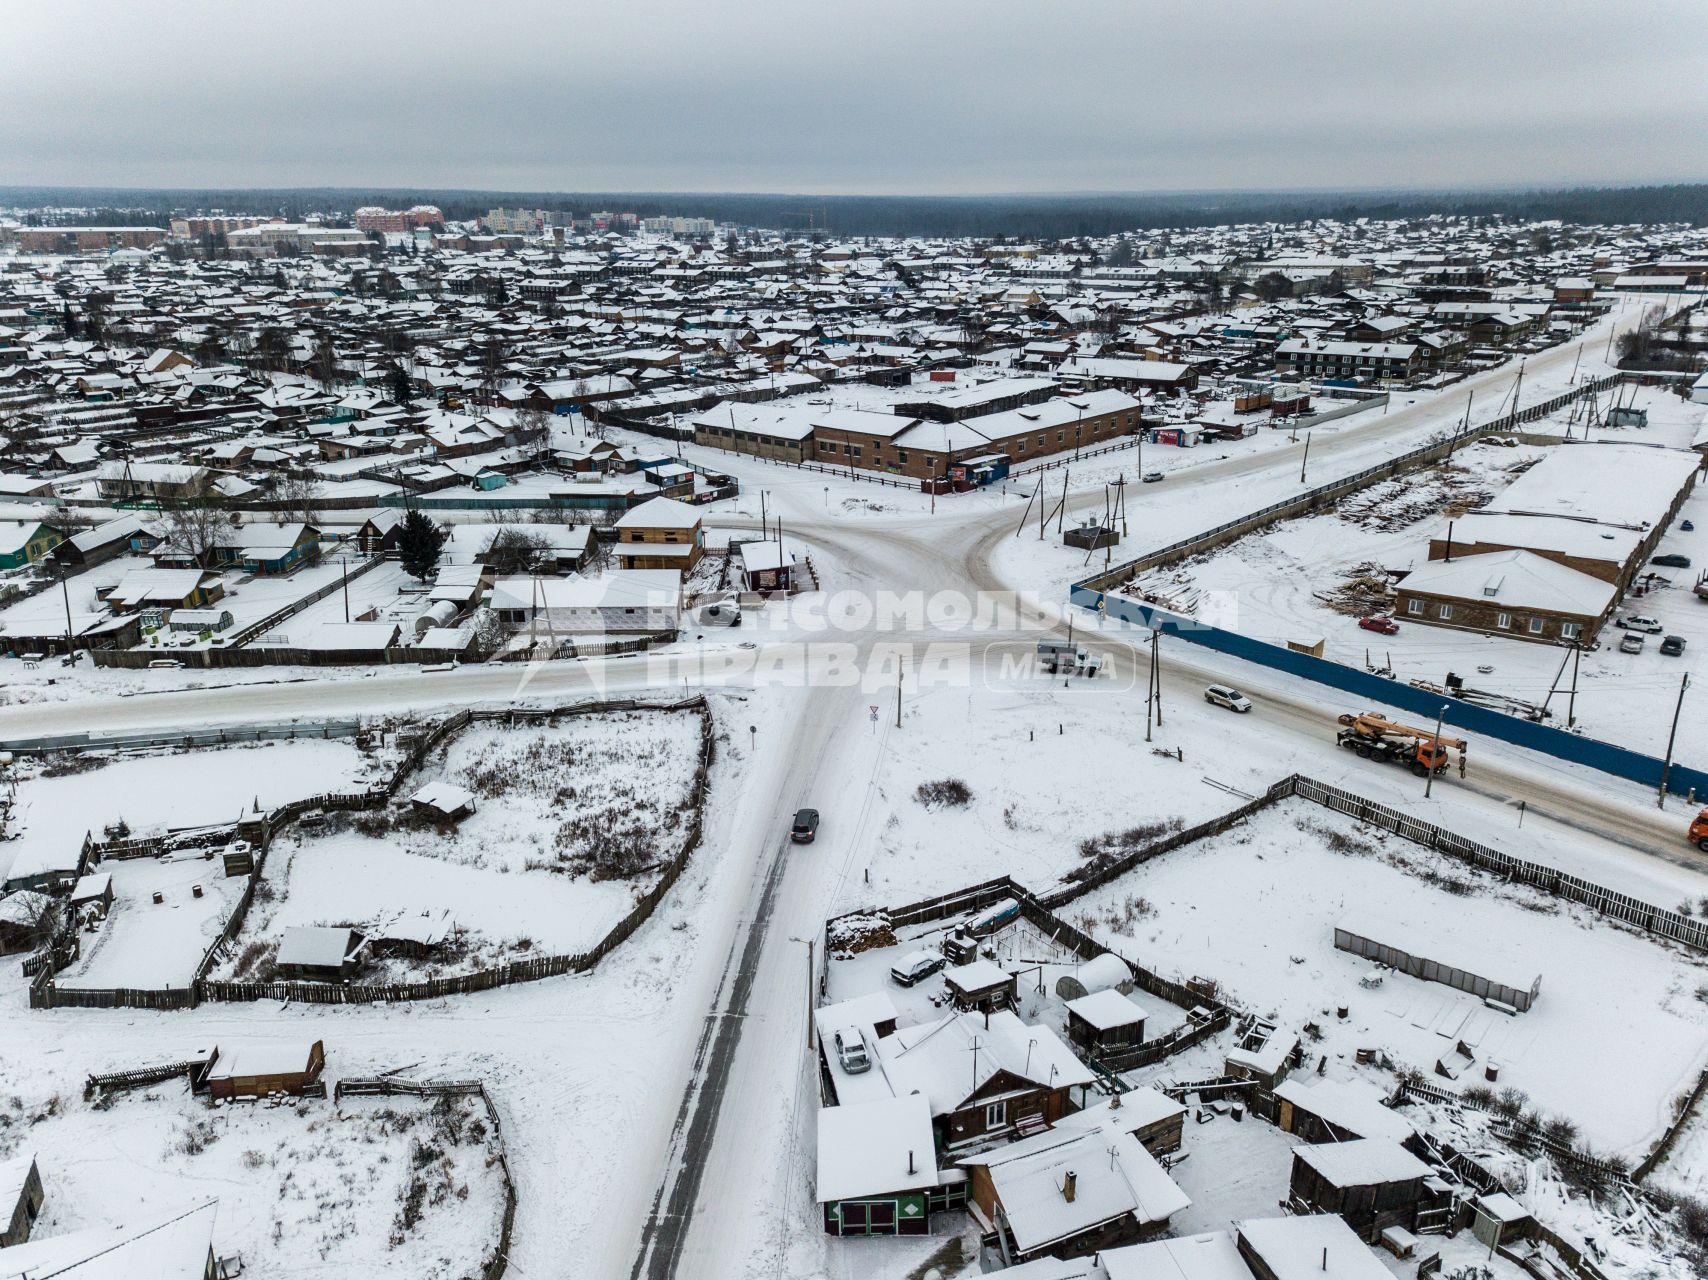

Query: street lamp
[{"left": 790, "top": 935, "right": 817, "bottom": 1049}]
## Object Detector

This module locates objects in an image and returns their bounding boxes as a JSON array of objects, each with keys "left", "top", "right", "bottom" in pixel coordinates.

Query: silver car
[
  {"left": 833, "top": 1028, "right": 871, "bottom": 1074},
  {"left": 1204, "top": 684, "right": 1253, "bottom": 713}
]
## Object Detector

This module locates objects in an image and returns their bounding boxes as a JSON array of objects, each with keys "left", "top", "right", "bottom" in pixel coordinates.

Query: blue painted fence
[{"left": 1071, "top": 586, "right": 1708, "bottom": 800}]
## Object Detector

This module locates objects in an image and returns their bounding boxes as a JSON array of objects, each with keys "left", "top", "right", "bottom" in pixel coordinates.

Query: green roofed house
[{"left": 0, "top": 521, "right": 63, "bottom": 571}]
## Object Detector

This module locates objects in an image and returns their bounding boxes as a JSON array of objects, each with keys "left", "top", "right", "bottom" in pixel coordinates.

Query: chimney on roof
[
  {"left": 1110, "top": 1090, "right": 1122, "bottom": 1110},
  {"left": 1063, "top": 1170, "right": 1077, "bottom": 1203},
  {"left": 908, "top": 1150, "right": 916, "bottom": 1176},
  {"left": 1322, "top": 1246, "right": 1329, "bottom": 1271}
]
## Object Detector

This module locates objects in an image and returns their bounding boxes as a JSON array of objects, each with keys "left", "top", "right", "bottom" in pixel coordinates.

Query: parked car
[
  {"left": 832, "top": 1028, "right": 871, "bottom": 1074},
  {"left": 1654, "top": 554, "right": 1693, "bottom": 569},
  {"left": 1620, "top": 632, "right": 1646, "bottom": 654},
  {"left": 1684, "top": 520, "right": 1696, "bottom": 532},
  {"left": 1204, "top": 684, "right": 1253, "bottom": 713},
  {"left": 1662, "top": 635, "right": 1688, "bottom": 656},
  {"left": 698, "top": 600, "right": 743, "bottom": 626},
  {"left": 1141, "top": 472, "right": 1165, "bottom": 483},
  {"left": 1358, "top": 615, "right": 1400, "bottom": 636},
  {"left": 1617, "top": 614, "right": 1664, "bottom": 633},
  {"left": 790, "top": 808, "right": 819, "bottom": 843},
  {"left": 890, "top": 950, "right": 945, "bottom": 987}
]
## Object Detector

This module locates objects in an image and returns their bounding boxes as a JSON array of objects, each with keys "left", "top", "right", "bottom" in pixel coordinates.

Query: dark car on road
[
  {"left": 1654, "top": 554, "right": 1692, "bottom": 569},
  {"left": 1662, "top": 635, "right": 1688, "bottom": 656},
  {"left": 790, "top": 809, "right": 819, "bottom": 843}
]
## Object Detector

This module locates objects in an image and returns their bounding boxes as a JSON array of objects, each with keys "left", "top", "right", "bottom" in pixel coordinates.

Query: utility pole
[
  {"left": 340, "top": 554, "right": 350, "bottom": 623},
  {"left": 790, "top": 936, "right": 816, "bottom": 1049},
  {"left": 1150, "top": 629, "right": 1164, "bottom": 727},
  {"left": 1299, "top": 431, "right": 1311, "bottom": 485},
  {"left": 1660, "top": 673, "right": 1691, "bottom": 808},
  {"left": 1424, "top": 704, "right": 1448, "bottom": 800},
  {"left": 759, "top": 490, "right": 768, "bottom": 542},
  {"left": 1567, "top": 644, "right": 1581, "bottom": 728},
  {"left": 1448, "top": 389, "right": 1473, "bottom": 460},
  {"left": 1144, "top": 631, "right": 1155, "bottom": 745},
  {"left": 60, "top": 566, "right": 76, "bottom": 663},
  {"left": 895, "top": 653, "right": 904, "bottom": 729}
]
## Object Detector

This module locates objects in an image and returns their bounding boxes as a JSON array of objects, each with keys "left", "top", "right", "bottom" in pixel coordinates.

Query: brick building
[{"left": 17, "top": 226, "right": 165, "bottom": 253}]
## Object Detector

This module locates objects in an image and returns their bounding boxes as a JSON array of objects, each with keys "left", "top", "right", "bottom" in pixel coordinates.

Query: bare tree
[
  {"left": 271, "top": 473, "right": 323, "bottom": 524},
  {"left": 482, "top": 526, "right": 552, "bottom": 575},
  {"left": 159, "top": 496, "right": 237, "bottom": 568}
]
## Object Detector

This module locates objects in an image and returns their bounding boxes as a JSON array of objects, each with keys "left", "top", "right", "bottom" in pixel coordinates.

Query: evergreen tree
[{"left": 397, "top": 509, "right": 447, "bottom": 582}]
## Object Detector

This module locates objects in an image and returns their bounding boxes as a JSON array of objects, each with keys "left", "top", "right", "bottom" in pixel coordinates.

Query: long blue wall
[{"left": 1071, "top": 585, "right": 1708, "bottom": 800}]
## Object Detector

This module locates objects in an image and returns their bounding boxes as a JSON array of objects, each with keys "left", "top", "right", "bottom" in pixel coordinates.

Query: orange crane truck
[
  {"left": 1688, "top": 809, "right": 1708, "bottom": 852},
  {"left": 1335, "top": 712, "right": 1468, "bottom": 778}
]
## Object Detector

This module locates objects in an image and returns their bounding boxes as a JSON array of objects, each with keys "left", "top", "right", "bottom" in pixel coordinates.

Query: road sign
[{"left": 868, "top": 705, "right": 879, "bottom": 721}]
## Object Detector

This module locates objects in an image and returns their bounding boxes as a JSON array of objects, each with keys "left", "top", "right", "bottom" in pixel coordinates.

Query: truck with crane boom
[{"left": 1335, "top": 712, "right": 1468, "bottom": 778}]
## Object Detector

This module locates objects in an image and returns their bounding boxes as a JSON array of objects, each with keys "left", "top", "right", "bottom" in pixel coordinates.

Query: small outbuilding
[
  {"left": 69, "top": 872, "right": 114, "bottom": 919},
  {"left": 1287, "top": 1139, "right": 1437, "bottom": 1243},
  {"left": 1064, "top": 989, "right": 1148, "bottom": 1057},
  {"left": 276, "top": 925, "right": 366, "bottom": 982},
  {"left": 204, "top": 1039, "right": 326, "bottom": 1102},
  {"left": 943, "top": 959, "right": 1018, "bottom": 1013},
  {"left": 409, "top": 781, "right": 477, "bottom": 822},
  {"left": 1237, "top": 1214, "right": 1393, "bottom": 1280}
]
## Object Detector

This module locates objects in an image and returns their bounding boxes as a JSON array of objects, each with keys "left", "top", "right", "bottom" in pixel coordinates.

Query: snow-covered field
[
  {"left": 1073, "top": 799, "right": 1708, "bottom": 1156},
  {"left": 0, "top": 1086, "right": 505, "bottom": 1279},
  {"left": 217, "top": 706, "right": 707, "bottom": 980},
  {"left": 56, "top": 854, "right": 243, "bottom": 990},
  {"left": 0, "top": 738, "right": 381, "bottom": 886}
]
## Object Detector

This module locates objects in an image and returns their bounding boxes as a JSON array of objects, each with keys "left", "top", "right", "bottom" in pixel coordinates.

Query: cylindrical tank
[
  {"left": 415, "top": 599, "right": 457, "bottom": 638},
  {"left": 1054, "top": 952, "right": 1134, "bottom": 1002}
]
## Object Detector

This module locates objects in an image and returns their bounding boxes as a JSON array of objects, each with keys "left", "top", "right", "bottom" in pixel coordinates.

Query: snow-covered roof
[
  {"left": 614, "top": 495, "right": 701, "bottom": 530},
  {"left": 206, "top": 1039, "right": 322, "bottom": 1081},
  {"left": 815, "top": 1094, "right": 939, "bottom": 1203},
  {"left": 959, "top": 1116, "right": 1190, "bottom": 1254},
  {"left": 1065, "top": 988, "right": 1147, "bottom": 1031},
  {"left": 1443, "top": 511, "right": 1640, "bottom": 564},
  {"left": 1271, "top": 1077, "right": 1414, "bottom": 1144},
  {"left": 876, "top": 1010, "right": 1093, "bottom": 1118},
  {"left": 1293, "top": 1137, "right": 1431, "bottom": 1187},
  {"left": 0, "top": 1201, "right": 216, "bottom": 1280},
  {"left": 1397, "top": 549, "right": 1615, "bottom": 617},
  {"left": 1482, "top": 440, "right": 1698, "bottom": 531},
  {"left": 410, "top": 781, "right": 476, "bottom": 815},
  {"left": 1236, "top": 1215, "right": 1392, "bottom": 1280},
  {"left": 1101, "top": 1230, "right": 1250, "bottom": 1280},
  {"left": 276, "top": 927, "right": 361, "bottom": 970}
]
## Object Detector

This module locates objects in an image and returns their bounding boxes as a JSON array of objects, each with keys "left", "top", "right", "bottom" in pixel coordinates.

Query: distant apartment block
[
  {"left": 352, "top": 205, "right": 443, "bottom": 233},
  {"left": 17, "top": 226, "right": 166, "bottom": 253}
]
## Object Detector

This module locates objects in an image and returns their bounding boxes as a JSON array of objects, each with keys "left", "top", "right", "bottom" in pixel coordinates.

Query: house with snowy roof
[{"left": 958, "top": 1108, "right": 1190, "bottom": 1263}]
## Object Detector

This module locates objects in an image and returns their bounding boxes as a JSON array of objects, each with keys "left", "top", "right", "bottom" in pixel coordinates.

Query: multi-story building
[
  {"left": 16, "top": 227, "right": 166, "bottom": 253},
  {"left": 352, "top": 205, "right": 442, "bottom": 233},
  {"left": 483, "top": 208, "right": 551, "bottom": 235},
  {"left": 1275, "top": 339, "right": 1423, "bottom": 382},
  {"left": 168, "top": 215, "right": 273, "bottom": 239}
]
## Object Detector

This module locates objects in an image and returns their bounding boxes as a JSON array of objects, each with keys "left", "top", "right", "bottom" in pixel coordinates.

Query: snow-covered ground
[
  {"left": 0, "top": 1086, "right": 505, "bottom": 1280},
  {"left": 217, "top": 707, "right": 707, "bottom": 980},
  {"left": 56, "top": 854, "right": 242, "bottom": 990},
  {"left": 1073, "top": 799, "right": 1708, "bottom": 1157},
  {"left": 0, "top": 738, "right": 381, "bottom": 885}
]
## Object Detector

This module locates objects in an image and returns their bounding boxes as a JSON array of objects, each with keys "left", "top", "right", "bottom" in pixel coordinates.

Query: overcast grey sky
[{"left": 6, "top": 0, "right": 1705, "bottom": 194}]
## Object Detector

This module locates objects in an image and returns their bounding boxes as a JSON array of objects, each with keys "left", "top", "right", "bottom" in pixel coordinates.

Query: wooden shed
[
  {"left": 276, "top": 925, "right": 366, "bottom": 982},
  {"left": 1064, "top": 989, "right": 1147, "bottom": 1057},
  {"left": 943, "top": 959, "right": 1018, "bottom": 1013},
  {"left": 205, "top": 1039, "right": 326, "bottom": 1102},
  {"left": 1286, "top": 1139, "right": 1438, "bottom": 1243}
]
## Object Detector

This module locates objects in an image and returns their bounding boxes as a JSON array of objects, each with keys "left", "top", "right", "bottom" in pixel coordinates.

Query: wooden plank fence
[
  {"left": 1289, "top": 775, "right": 1708, "bottom": 953},
  {"left": 31, "top": 697, "right": 716, "bottom": 1012},
  {"left": 332, "top": 1076, "right": 518, "bottom": 1280}
]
